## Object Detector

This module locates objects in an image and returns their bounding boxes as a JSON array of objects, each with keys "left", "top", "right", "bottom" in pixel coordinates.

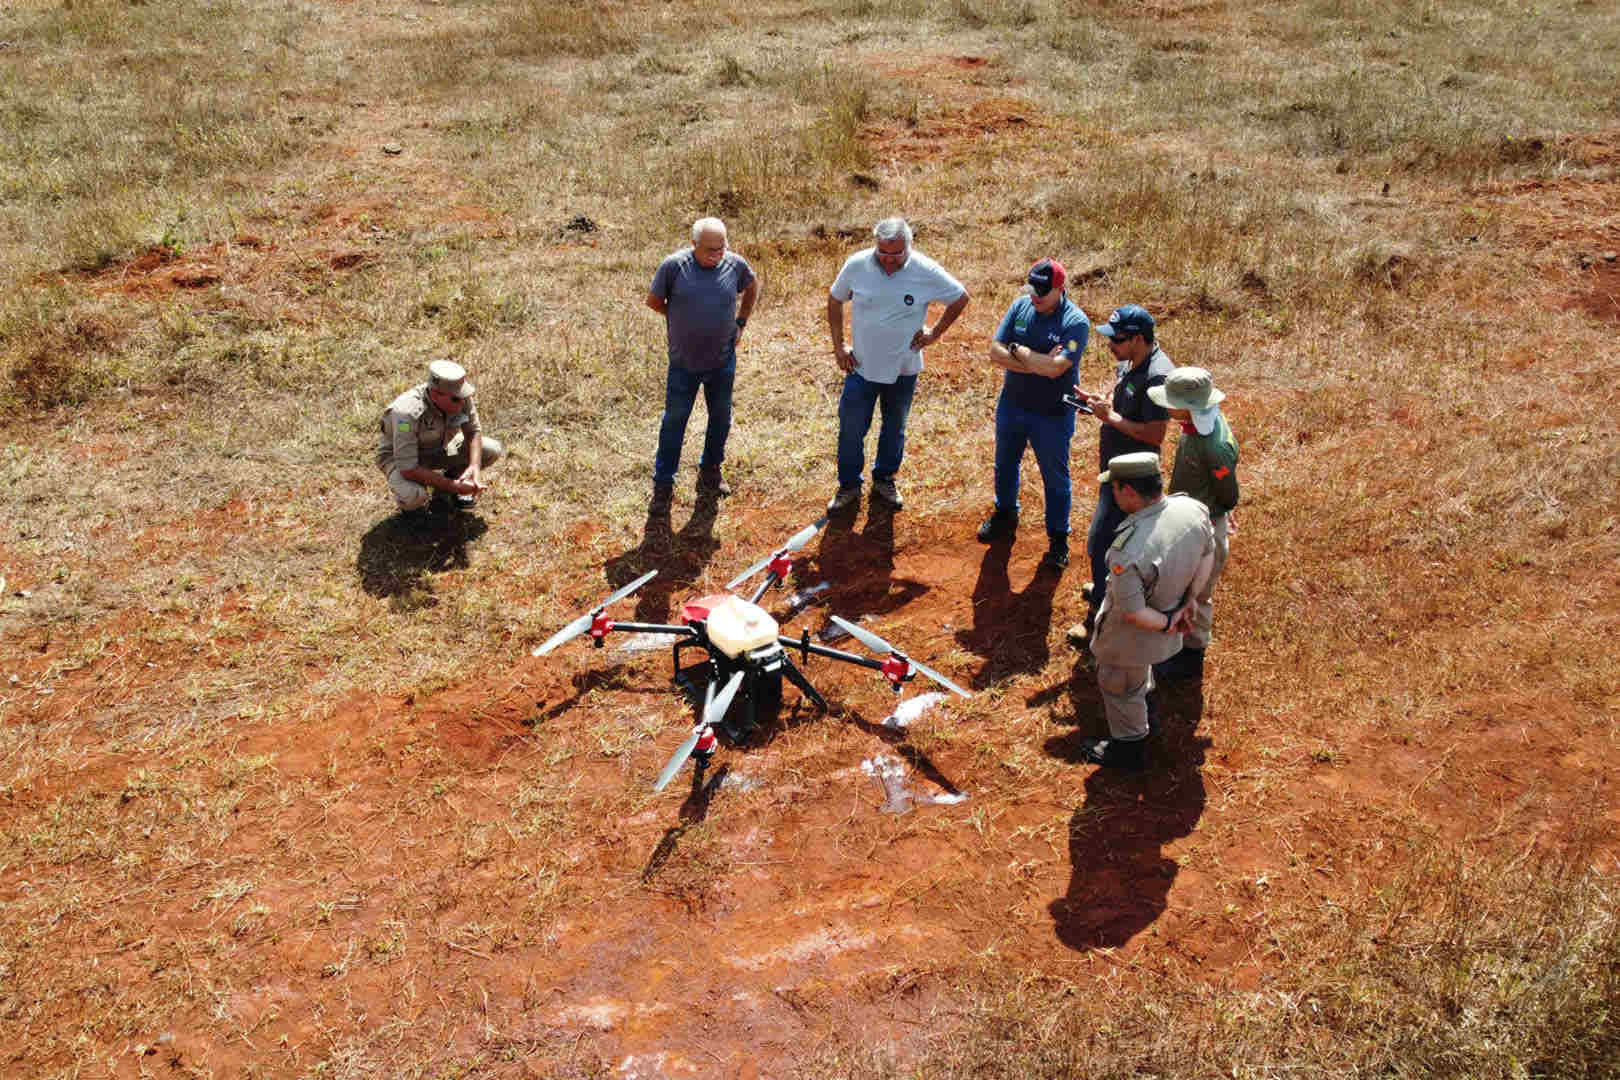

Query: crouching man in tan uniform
[
  {"left": 376, "top": 359, "right": 503, "bottom": 513},
  {"left": 1080, "top": 452, "right": 1214, "bottom": 771}
]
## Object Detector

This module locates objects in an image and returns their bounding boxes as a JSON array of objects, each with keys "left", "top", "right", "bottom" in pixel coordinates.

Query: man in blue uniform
[
  {"left": 976, "top": 258, "right": 1091, "bottom": 569},
  {"left": 1068, "top": 305, "right": 1173, "bottom": 645}
]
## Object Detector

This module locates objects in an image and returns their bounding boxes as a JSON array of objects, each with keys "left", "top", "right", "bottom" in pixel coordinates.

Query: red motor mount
[{"left": 880, "top": 653, "right": 910, "bottom": 690}]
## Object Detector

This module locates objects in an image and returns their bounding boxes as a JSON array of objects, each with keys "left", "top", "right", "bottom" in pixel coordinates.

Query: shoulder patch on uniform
[
  {"left": 1112, "top": 563, "right": 1126, "bottom": 575},
  {"left": 1213, "top": 465, "right": 1230, "bottom": 479},
  {"left": 397, "top": 420, "right": 411, "bottom": 432}
]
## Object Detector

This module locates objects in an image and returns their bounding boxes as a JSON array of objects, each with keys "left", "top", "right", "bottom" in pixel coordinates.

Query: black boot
[{"left": 1076, "top": 736, "right": 1147, "bottom": 772}]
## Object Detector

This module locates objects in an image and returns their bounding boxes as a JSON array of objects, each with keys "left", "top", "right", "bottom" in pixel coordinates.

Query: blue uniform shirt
[{"left": 993, "top": 295, "right": 1090, "bottom": 415}]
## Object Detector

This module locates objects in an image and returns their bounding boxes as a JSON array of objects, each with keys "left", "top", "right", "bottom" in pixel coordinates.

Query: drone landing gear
[{"left": 779, "top": 654, "right": 827, "bottom": 711}]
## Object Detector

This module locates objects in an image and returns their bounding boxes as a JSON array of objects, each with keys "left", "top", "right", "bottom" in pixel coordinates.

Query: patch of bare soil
[{"left": 1474, "top": 129, "right": 1620, "bottom": 323}]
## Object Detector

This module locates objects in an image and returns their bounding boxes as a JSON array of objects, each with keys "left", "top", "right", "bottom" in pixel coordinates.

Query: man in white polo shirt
[{"left": 825, "top": 216, "right": 970, "bottom": 511}]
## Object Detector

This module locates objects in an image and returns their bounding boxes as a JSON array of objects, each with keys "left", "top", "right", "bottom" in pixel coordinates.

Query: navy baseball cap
[{"left": 1097, "top": 304, "right": 1154, "bottom": 340}]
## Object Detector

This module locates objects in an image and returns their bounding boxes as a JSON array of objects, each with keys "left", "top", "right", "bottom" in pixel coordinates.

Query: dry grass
[{"left": 2, "top": 0, "right": 1619, "bottom": 1074}]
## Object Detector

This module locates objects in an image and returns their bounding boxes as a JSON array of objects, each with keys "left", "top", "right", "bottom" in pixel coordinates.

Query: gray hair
[
  {"left": 872, "top": 216, "right": 912, "bottom": 250},
  {"left": 691, "top": 217, "right": 728, "bottom": 245}
]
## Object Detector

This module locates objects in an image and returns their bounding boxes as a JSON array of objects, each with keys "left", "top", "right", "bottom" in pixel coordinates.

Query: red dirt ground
[{"left": 9, "top": 470, "right": 1618, "bottom": 1076}]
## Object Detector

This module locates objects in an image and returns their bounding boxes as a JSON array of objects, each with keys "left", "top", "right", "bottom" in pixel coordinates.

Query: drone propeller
[
  {"left": 532, "top": 569, "right": 658, "bottom": 656},
  {"left": 828, "top": 615, "right": 971, "bottom": 699},
  {"left": 653, "top": 670, "right": 745, "bottom": 792},
  {"left": 725, "top": 516, "right": 830, "bottom": 590}
]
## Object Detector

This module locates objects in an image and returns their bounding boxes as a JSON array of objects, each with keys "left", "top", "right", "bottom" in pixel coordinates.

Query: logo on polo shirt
[{"left": 903, "top": 294, "right": 915, "bottom": 306}]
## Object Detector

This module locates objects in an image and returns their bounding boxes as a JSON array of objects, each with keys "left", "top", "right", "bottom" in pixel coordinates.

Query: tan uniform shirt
[
  {"left": 1090, "top": 494, "right": 1214, "bottom": 667},
  {"left": 375, "top": 383, "right": 481, "bottom": 470}
]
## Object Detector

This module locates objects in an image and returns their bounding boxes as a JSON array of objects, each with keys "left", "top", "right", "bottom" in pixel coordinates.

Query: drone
[{"left": 532, "top": 517, "right": 970, "bottom": 791}]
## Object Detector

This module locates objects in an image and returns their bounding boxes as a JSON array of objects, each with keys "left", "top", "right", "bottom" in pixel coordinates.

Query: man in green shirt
[{"left": 1147, "top": 367, "right": 1239, "bottom": 681}]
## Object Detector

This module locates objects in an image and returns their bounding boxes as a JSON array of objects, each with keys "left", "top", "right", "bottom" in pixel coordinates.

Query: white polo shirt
[{"left": 829, "top": 248, "right": 966, "bottom": 384}]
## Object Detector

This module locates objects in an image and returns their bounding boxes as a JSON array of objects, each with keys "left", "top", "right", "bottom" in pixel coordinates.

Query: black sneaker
[
  {"left": 649, "top": 485, "right": 674, "bottom": 514},
  {"left": 1076, "top": 736, "right": 1147, "bottom": 772},
  {"left": 976, "top": 509, "right": 1017, "bottom": 542},
  {"left": 1041, "top": 535, "right": 1069, "bottom": 570}
]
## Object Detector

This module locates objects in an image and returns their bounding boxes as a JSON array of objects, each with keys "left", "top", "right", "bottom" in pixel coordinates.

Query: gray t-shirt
[{"left": 649, "top": 249, "right": 756, "bottom": 371}]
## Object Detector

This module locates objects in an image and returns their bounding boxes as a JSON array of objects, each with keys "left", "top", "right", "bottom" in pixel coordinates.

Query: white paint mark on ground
[
  {"left": 861, "top": 753, "right": 968, "bottom": 814},
  {"left": 882, "top": 691, "right": 946, "bottom": 729}
]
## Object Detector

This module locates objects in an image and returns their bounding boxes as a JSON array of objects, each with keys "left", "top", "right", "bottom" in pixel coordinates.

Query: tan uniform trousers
[
  {"left": 1097, "top": 662, "right": 1153, "bottom": 741},
  {"left": 382, "top": 434, "right": 504, "bottom": 510},
  {"left": 1185, "top": 513, "right": 1229, "bottom": 650}
]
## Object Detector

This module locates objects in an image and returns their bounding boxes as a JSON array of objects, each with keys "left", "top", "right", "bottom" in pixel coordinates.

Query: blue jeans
[
  {"left": 653, "top": 358, "right": 735, "bottom": 487},
  {"left": 993, "top": 398, "right": 1075, "bottom": 538},
  {"left": 1086, "top": 483, "right": 1128, "bottom": 605},
  {"left": 837, "top": 371, "right": 917, "bottom": 489}
]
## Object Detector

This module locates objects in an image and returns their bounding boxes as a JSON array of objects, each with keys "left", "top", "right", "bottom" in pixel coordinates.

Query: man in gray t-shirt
[{"left": 645, "top": 217, "right": 760, "bottom": 509}]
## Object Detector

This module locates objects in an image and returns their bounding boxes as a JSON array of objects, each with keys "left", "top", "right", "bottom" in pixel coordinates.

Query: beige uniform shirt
[
  {"left": 375, "top": 383, "right": 481, "bottom": 470},
  {"left": 1090, "top": 495, "right": 1214, "bottom": 667}
]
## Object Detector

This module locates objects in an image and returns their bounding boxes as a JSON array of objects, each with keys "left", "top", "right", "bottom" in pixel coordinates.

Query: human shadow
[
  {"left": 357, "top": 509, "right": 489, "bottom": 599},
  {"left": 953, "top": 541, "right": 1061, "bottom": 689},
  {"left": 1044, "top": 676, "right": 1209, "bottom": 951},
  {"left": 602, "top": 491, "right": 723, "bottom": 623},
  {"left": 642, "top": 762, "right": 731, "bottom": 885},
  {"left": 806, "top": 501, "right": 928, "bottom": 624}
]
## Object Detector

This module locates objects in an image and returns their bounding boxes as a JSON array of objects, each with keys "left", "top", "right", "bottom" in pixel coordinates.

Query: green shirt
[{"left": 1169, "top": 413, "right": 1239, "bottom": 518}]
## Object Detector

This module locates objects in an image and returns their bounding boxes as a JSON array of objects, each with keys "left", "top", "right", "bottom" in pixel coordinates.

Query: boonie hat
[
  {"left": 1098, "top": 451, "right": 1161, "bottom": 485},
  {"left": 1097, "top": 304, "right": 1155, "bottom": 340},
  {"left": 1148, "top": 367, "right": 1226, "bottom": 435},
  {"left": 1022, "top": 258, "right": 1067, "bottom": 298},
  {"left": 428, "top": 358, "right": 475, "bottom": 398}
]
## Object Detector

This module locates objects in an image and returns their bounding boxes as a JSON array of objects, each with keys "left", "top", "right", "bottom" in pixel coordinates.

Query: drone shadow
[
  {"left": 807, "top": 502, "right": 928, "bottom": 623},
  {"left": 356, "top": 509, "right": 489, "bottom": 599},
  {"left": 603, "top": 491, "right": 722, "bottom": 623},
  {"left": 642, "top": 762, "right": 731, "bottom": 882},
  {"left": 1042, "top": 672, "right": 1209, "bottom": 952},
  {"left": 953, "top": 540, "right": 1061, "bottom": 689}
]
